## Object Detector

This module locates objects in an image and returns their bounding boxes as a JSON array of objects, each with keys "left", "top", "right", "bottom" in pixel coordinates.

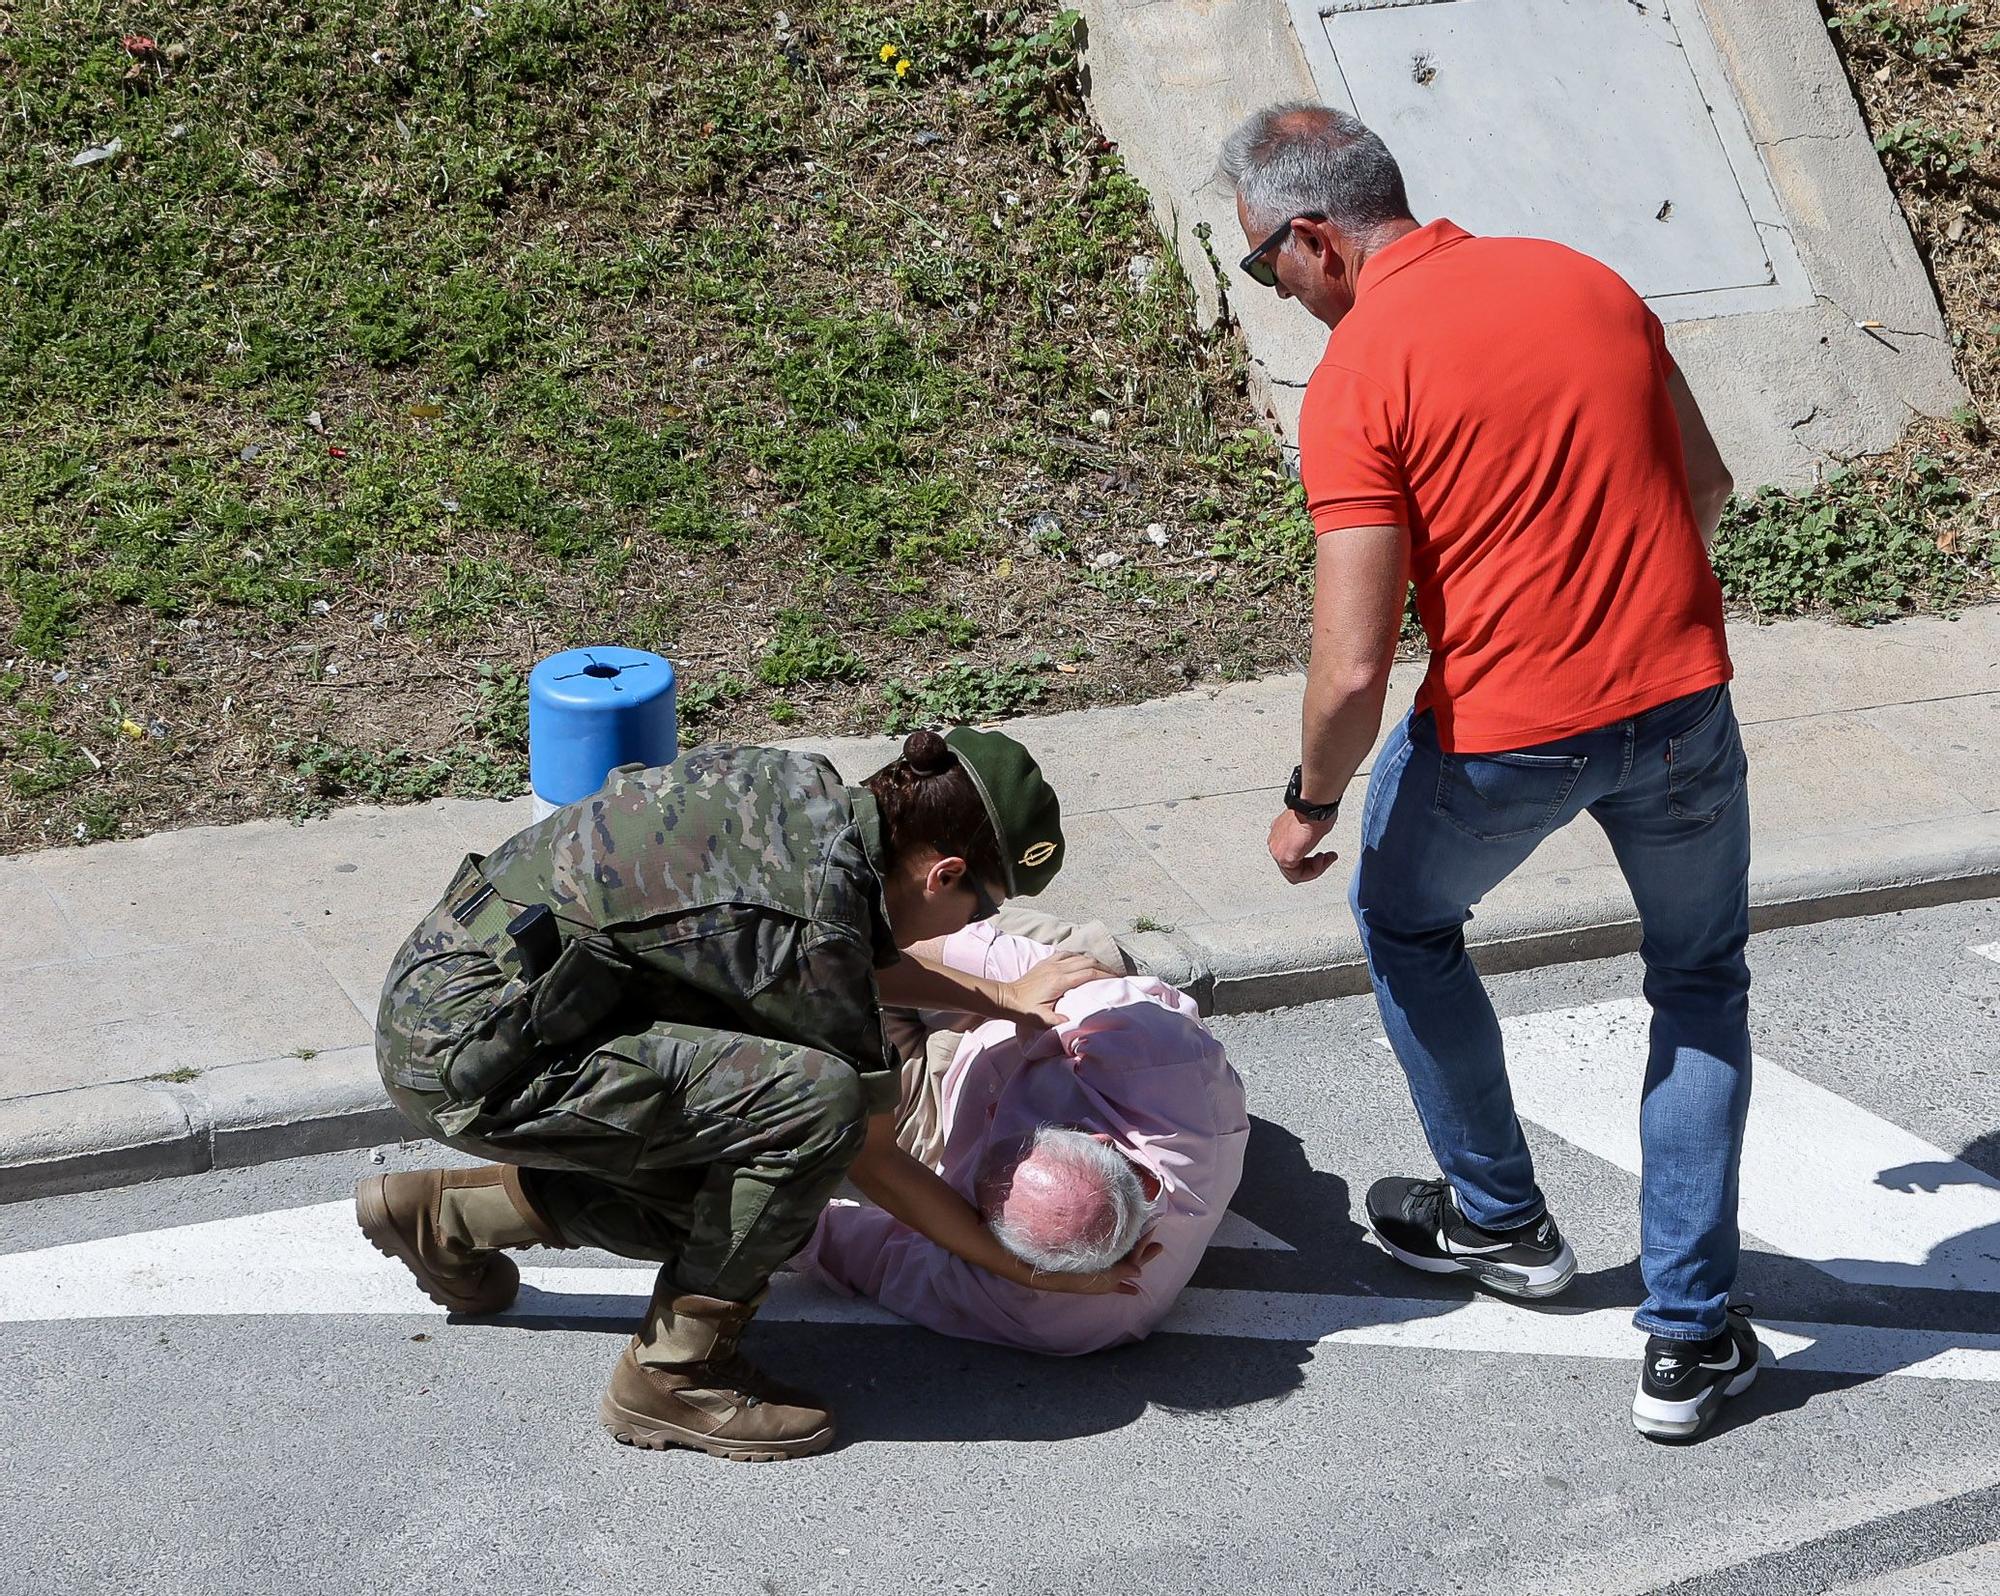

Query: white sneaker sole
[
  {"left": 1632, "top": 1362, "right": 1759, "bottom": 1441},
  {"left": 1372, "top": 1230, "right": 1578, "bottom": 1300}
]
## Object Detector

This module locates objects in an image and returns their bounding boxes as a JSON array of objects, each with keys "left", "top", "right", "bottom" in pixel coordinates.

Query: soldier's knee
[{"left": 792, "top": 1058, "right": 867, "bottom": 1172}]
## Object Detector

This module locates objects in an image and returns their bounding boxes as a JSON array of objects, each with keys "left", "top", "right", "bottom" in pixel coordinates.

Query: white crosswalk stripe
[
  {"left": 1485, "top": 999, "right": 2000, "bottom": 1295},
  {"left": 1, "top": 1189, "right": 1994, "bottom": 1382}
]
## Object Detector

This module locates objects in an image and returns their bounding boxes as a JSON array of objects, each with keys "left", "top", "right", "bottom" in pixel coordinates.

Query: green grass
[
  {"left": 2, "top": 2, "right": 1282, "bottom": 666},
  {"left": 1712, "top": 454, "right": 1996, "bottom": 622},
  {"left": 878, "top": 656, "right": 1054, "bottom": 731}
]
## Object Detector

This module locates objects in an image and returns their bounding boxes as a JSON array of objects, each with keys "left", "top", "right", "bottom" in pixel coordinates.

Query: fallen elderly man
[{"left": 796, "top": 912, "right": 1250, "bottom": 1354}]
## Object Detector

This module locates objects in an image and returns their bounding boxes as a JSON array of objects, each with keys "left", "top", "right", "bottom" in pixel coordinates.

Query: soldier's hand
[
  {"left": 1022, "top": 1231, "right": 1162, "bottom": 1296},
  {"left": 1002, "top": 951, "right": 1121, "bottom": 1032}
]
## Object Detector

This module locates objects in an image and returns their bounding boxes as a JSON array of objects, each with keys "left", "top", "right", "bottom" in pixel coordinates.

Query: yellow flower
[
  {"left": 895, "top": 56, "right": 911, "bottom": 77},
  {"left": 879, "top": 43, "right": 899, "bottom": 62}
]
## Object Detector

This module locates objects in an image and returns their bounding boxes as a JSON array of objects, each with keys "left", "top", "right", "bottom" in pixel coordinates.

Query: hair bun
[{"left": 902, "top": 727, "right": 954, "bottom": 777}]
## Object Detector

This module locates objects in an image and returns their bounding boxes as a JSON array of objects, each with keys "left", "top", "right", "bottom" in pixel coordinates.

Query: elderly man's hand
[
  {"left": 1022, "top": 1231, "right": 1164, "bottom": 1297},
  {"left": 1268, "top": 807, "right": 1339, "bottom": 884},
  {"left": 1001, "top": 950, "right": 1121, "bottom": 1032}
]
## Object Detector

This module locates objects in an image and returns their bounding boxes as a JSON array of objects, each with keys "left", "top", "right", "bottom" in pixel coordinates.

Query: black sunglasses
[{"left": 1238, "top": 211, "right": 1328, "bottom": 289}]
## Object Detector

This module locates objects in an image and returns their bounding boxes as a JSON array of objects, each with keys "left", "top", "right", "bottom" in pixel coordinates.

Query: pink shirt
[{"left": 798, "top": 923, "right": 1249, "bottom": 1355}]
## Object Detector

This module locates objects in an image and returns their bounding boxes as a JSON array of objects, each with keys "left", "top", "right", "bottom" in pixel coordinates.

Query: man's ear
[{"left": 1294, "top": 217, "right": 1345, "bottom": 278}]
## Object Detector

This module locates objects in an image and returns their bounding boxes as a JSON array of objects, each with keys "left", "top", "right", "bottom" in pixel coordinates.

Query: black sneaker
[
  {"left": 1364, "top": 1175, "right": 1576, "bottom": 1299},
  {"left": 1632, "top": 1306, "right": 1761, "bottom": 1442}
]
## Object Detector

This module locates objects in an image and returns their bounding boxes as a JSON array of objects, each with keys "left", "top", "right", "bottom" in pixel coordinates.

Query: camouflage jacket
[{"left": 425, "top": 745, "right": 900, "bottom": 1096}]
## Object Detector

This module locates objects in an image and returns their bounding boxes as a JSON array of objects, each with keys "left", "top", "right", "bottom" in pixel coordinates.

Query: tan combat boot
[
  {"left": 598, "top": 1283, "right": 835, "bottom": 1462},
  {"left": 355, "top": 1164, "right": 564, "bottom": 1315}
]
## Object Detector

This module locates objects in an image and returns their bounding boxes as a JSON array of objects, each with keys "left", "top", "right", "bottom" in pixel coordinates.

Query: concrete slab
[
  {"left": 1727, "top": 611, "right": 2000, "bottom": 724},
  {"left": 1860, "top": 697, "right": 2000, "bottom": 814},
  {"left": 1289, "top": 0, "right": 1807, "bottom": 316},
  {"left": 4, "top": 933, "right": 371, "bottom": 1095},
  {"left": 309, "top": 926, "right": 407, "bottom": 1025},
  {"left": 28, "top": 804, "right": 478, "bottom": 960},
  {"left": 1075, "top": 0, "right": 1965, "bottom": 488},
  {"left": 0, "top": 859, "right": 83, "bottom": 969},
  {"left": 1027, "top": 811, "right": 1209, "bottom": 932},
  {"left": 1113, "top": 787, "right": 1358, "bottom": 922},
  {"left": 1742, "top": 714, "right": 1981, "bottom": 832}
]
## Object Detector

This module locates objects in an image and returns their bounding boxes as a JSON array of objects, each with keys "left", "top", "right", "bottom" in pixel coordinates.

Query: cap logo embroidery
[{"left": 1020, "top": 840, "right": 1057, "bottom": 868}]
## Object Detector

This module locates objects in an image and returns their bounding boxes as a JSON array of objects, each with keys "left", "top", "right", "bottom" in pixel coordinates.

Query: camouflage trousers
[{"left": 379, "top": 905, "right": 867, "bottom": 1303}]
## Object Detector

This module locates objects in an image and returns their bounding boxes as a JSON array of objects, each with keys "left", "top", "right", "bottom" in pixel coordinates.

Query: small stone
[
  {"left": 1089, "top": 550, "right": 1125, "bottom": 571},
  {"left": 310, "top": 598, "right": 332, "bottom": 615},
  {"left": 324, "top": 662, "right": 340, "bottom": 677},
  {"left": 51, "top": 669, "right": 70, "bottom": 686},
  {"left": 1090, "top": 408, "right": 1112, "bottom": 430},
  {"left": 1144, "top": 523, "right": 1168, "bottom": 546},
  {"left": 240, "top": 444, "right": 264, "bottom": 464}
]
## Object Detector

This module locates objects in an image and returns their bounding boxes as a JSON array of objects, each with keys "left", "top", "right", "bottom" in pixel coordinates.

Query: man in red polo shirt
[{"left": 1219, "top": 103, "right": 1755, "bottom": 1443}]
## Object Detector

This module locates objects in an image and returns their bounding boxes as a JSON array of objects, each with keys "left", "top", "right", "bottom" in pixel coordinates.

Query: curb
[
  {"left": 6, "top": 847, "right": 1999, "bottom": 1207},
  {"left": 0, "top": 1046, "right": 405, "bottom": 1205}
]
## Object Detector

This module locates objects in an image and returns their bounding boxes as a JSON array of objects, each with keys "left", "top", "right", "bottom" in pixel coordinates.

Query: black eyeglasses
[
  {"left": 967, "top": 877, "right": 1001, "bottom": 923},
  {"left": 1238, "top": 211, "right": 1328, "bottom": 289}
]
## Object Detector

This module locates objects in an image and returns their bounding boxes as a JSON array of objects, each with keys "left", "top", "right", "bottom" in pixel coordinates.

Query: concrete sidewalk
[{"left": 4, "top": 611, "right": 1998, "bottom": 1202}]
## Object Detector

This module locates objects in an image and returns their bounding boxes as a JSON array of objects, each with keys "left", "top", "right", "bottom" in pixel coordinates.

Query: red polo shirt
[{"left": 1298, "top": 219, "right": 1731, "bottom": 753}]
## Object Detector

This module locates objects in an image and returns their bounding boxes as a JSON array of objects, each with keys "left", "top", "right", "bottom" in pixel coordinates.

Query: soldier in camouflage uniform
[{"left": 359, "top": 727, "right": 1138, "bottom": 1461}]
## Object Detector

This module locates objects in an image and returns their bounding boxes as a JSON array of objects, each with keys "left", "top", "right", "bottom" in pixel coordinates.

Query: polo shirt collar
[{"left": 1357, "top": 217, "right": 1472, "bottom": 297}]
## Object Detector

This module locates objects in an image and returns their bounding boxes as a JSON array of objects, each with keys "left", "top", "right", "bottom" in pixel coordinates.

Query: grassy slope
[
  {"left": 0, "top": 3, "right": 1313, "bottom": 850},
  {"left": 1717, "top": 3, "right": 2000, "bottom": 620},
  {"left": 1, "top": 2, "right": 1995, "bottom": 853}
]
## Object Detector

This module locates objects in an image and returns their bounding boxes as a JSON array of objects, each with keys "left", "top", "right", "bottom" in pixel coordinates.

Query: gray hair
[
  {"left": 980, "top": 1126, "right": 1151, "bottom": 1275},
  {"left": 1218, "top": 101, "right": 1413, "bottom": 239}
]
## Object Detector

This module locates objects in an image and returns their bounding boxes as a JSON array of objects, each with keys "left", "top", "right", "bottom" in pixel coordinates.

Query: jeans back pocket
[
  {"left": 1433, "top": 748, "right": 1588, "bottom": 842},
  {"left": 1666, "top": 688, "right": 1749, "bottom": 823}
]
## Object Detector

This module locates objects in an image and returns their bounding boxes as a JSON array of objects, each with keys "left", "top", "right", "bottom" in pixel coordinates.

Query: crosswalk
[{"left": 0, "top": 939, "right": 1993, "bottom": 1389}]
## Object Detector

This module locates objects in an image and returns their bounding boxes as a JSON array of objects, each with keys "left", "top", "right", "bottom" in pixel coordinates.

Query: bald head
[{"left": 977, "top": 1127, "right": 1150, "bottom": 1275}]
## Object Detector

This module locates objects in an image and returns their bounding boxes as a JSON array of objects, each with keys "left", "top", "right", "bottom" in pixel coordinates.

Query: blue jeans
[{"left": 1350, "top": 685, "right": 1752, "bottom": 1340}]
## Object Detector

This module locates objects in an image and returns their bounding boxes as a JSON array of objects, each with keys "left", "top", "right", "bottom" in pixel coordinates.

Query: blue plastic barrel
[{"left": 527, "top": 647, "right": 678, "bottom": 815}]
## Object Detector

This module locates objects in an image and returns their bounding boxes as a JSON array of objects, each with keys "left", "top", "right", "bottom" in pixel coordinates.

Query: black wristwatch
[{"left": 1285, "top": 765, "right": 1342, "bottom": 823}]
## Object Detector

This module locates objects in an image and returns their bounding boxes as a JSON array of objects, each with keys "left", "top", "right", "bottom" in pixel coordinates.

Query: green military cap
[{"left": 944, "top": 725, "right": 1065, "bottom": 897}]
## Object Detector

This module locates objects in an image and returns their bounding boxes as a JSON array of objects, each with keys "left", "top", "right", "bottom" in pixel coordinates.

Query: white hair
[
  {"left": 981, "top": 1126, "right": 1151, "bottom": 1275},
  {"left": 1218, "top": 101, "right": 1414, "bottom": 238}
]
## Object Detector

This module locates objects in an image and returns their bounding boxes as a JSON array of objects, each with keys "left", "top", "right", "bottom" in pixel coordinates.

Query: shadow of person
[
  {"left": 488, "top": 1115, "right": 1478, "bottom": 1446},
  {"left": 1558, "top": 1128, "right": 2000, "bottom": 1438}
]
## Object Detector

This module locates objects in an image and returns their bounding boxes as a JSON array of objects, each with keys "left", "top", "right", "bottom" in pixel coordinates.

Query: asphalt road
[{"left": 4, "top": 901, "right": 1998, "bottom": 1596}]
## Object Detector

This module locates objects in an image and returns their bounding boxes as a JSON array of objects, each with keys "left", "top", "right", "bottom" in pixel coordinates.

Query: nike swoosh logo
[
  {"left": 1700, "top": 1344, "right": 1742, "bottom": 1374},
  {"left": 1437, "top": 1229, "right": 1515, "bottom": 1257}
]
